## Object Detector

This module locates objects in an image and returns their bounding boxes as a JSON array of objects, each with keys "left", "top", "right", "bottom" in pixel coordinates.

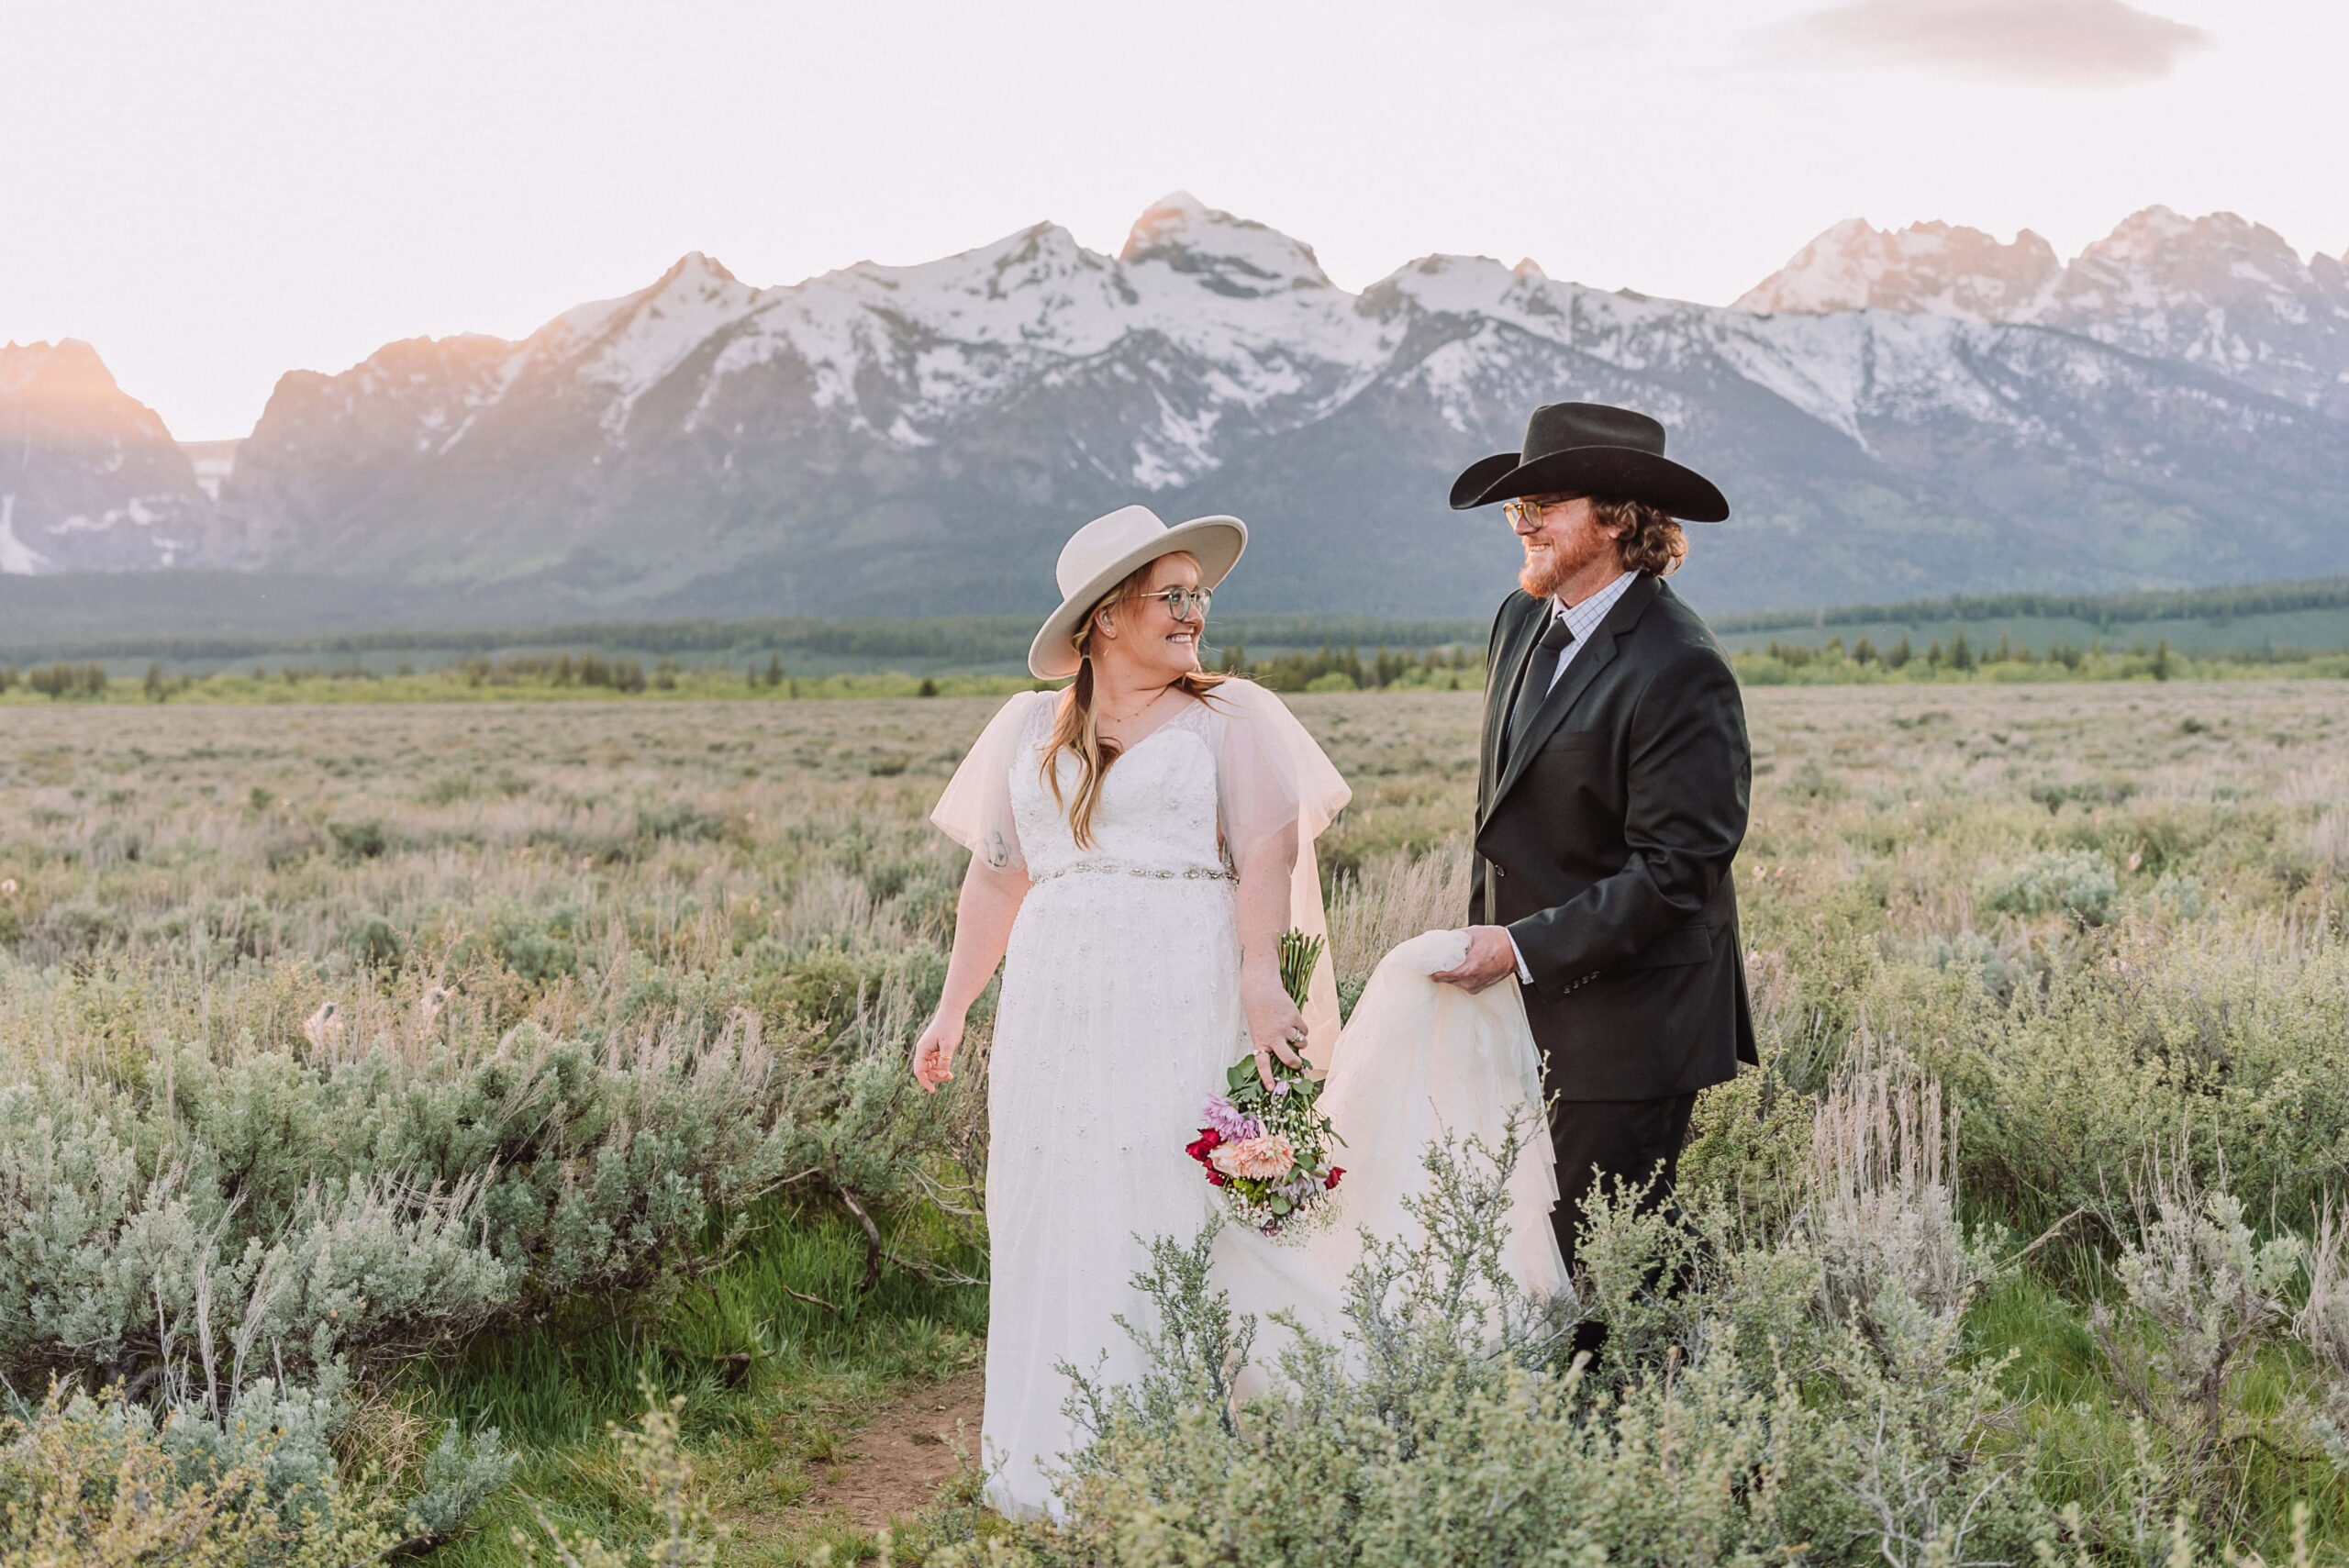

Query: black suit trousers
[{"left": 1549, "top": 1091, "right": 1697, "bottom": 1280}]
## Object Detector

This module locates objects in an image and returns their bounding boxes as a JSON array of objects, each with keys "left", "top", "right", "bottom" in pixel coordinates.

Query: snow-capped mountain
[
  {"left": 1732, "top": 218, "right": 2064, "bottom": 321},
  {"left": 1739, "top": 207, "right": 2349, "bottom": 417},
  {"left": 11, "top": 195, "right": 2348, "bottom": 617},
  {"left": 0, "top": 340, "right": 214, "bottom": 573}
]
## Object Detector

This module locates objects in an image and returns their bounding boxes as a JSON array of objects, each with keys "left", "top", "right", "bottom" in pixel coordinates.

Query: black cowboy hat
[{"left": 1448, "top": 401, "right": 1729, "bottom": 521}]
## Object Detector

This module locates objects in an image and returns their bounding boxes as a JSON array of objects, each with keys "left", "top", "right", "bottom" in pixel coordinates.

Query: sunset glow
[{"left": 3, "top": 0, "right": 2336, "bottom": 440}]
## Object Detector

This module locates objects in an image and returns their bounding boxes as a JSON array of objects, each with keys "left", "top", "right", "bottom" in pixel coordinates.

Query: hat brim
[
  {"left": 1027, "top": 514, "right": 1249, "bottom": 680},
  {"left": 1448, "top": 446, "right": 1730, "bottom": 522}
]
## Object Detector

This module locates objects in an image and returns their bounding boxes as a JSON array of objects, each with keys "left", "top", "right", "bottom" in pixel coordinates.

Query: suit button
[{"left": 1494, "top": 865, "right": 1507, "bottom": 877}]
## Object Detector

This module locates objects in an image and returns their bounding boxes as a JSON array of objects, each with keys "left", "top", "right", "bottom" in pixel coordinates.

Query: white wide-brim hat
[{"left": 1027, "top": 505, "right": 1248, "bottom": 680}]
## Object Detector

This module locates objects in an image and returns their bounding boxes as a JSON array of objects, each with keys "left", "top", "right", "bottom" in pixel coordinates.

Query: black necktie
[{"left": 1507, "top": 613, "right": 1575, "bottom": 752}]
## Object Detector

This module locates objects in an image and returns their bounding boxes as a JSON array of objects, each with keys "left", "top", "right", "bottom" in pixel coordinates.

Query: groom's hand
[{"left": 1431, "top": 926, "right": 1520, "bottom": 994}]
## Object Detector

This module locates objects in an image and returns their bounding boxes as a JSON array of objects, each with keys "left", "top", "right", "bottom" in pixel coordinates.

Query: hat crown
[
  {"left": 1056, "top": 505, "right": 1172, "bottom": 598},
  {"left": 1524, "top": 402, "right": 1666, "bottom": 462}
]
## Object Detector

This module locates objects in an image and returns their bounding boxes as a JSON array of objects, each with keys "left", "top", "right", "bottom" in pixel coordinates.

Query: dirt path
[{"left": 807, "top": 1367, "right": 987, "bottom": 1529}]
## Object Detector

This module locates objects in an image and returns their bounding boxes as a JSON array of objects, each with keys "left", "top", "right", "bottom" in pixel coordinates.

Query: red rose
[
  {"left": 1185, "top": 1128, "right": 1222, "bottom": 1165},
  {"left": 1208, "top": 1170, "right": 1230, "bottom": 1187},
  {"left": 1324, "top": 1166, "right": 1345, "bottom": 1190}
]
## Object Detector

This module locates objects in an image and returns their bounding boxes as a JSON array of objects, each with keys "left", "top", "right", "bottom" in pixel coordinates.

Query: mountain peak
[
  {"left": 1123, "top": 190, "right": 1209, "bottom": 250},
  {"left": 2073, "top": 206, "right": 2307, "bottom": 273},
  {"left": 2097, "top": 205, "right": 2192, "bottom": 252},
  {"left": 1512, "top": 257, "right": 1548, "bottom": 281},
  {"left": 0, "top": 337, "right": 122, "bottom": 399},
  {"left": 657, "top": 250, "right": 740, "bottom": 289},
  {"left": 1734, "top": 217, "right": 2060, "bottom": 320},
  {"left": 2050, "top": 206, "right": 2343, "bottom": 372},
  {"left": 1119, "top": 191, "right": 1330, "bottom": 295},
  {"left": 0, "top": 337, "right": 199, "bottom": 576}
]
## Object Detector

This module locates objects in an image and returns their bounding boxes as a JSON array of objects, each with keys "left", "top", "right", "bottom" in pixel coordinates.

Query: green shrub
[
  {"left": 0, "top": 1370, "right": 509, "bottom": 1564},
  {"left": 635, "top": 804, "right": 724, "bottom": 843},
  {"left": 981, "top": 1122, "right": 2039, "bottom": 1568},
  {"left": 0, "top": 1018, "right": 812, "bottom": 1388},
  {"left": 327, "top": 818, "right": 389, "bottom": 861},
  {"left": 1977, "top": 848, "right": 2121, "bottom": 926},
  {"left": 1677, "top": 1057, "right": 1814, "bottom": 1229},
  {"left": 1909, "top": 934, "right": 2349, "bottom": 1218},
  {"left": 461, "top": 905, "right": 585, "bottom": 983},
  {"left": 340, "top": 912, "right": 406, "bottom": 969}
]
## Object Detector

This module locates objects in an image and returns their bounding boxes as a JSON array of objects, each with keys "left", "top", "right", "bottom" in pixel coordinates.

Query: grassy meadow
[{"left": 3, "top": 679, "right": 2347, "bottom": 1562}]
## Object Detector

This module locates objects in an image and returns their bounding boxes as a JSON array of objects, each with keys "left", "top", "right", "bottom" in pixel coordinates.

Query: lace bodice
[
  {"left": 932, "top": 679, "right": 1351, "bottom": 1047},
  {"left": 1006, "top": 696, "right": 1228, "bottom": 881}
]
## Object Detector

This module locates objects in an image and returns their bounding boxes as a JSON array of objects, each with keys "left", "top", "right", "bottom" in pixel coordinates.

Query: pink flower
[{"left": 1209, "top": 1135, "right": 1296, "bottom": 1182}]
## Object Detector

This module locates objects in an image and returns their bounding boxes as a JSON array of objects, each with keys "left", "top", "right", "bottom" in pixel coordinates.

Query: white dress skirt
[{"left": 930, "top": 681, "right": 1563, "bottom": 1520}]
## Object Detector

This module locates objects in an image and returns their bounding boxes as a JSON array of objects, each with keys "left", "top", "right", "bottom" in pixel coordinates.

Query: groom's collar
[{"left": 1545, "top": 570, "right": 1640, "bottom": 637}]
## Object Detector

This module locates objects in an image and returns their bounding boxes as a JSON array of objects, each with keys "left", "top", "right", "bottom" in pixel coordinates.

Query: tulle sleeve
[
  {"left": 930, "top": 691, "right": 1046, "bottom": 876},
  {"left": 1214, "top": 680, "right": 1352, "bottom": 1065}
]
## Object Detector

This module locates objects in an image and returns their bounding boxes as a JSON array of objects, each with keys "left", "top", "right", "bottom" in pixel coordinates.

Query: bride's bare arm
[
  {"left": 912, "top": 857, "right": 1030, "bottom": 1092},
  {"left": 1235, "top": 823, "right": 1308, "bottom": 1089}
]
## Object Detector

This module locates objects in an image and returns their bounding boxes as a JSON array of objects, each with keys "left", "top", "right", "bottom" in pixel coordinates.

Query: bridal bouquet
[{"left": 1183, "top": 929, "right": 1345, "bottom": 1240}]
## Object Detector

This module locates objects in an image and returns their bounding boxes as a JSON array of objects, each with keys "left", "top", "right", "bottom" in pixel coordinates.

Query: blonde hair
[{"left": 1043, "top": 552, "right": 1228, "bottom": 850}]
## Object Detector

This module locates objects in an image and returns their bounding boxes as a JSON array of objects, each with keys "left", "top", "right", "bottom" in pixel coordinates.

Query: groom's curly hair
[{"left": 1595, "top": 496, "right": 1687, "bottom": 576}]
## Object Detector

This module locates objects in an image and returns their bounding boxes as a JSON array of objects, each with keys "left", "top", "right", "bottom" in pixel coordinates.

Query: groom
[{"left": 1431, "top": 401, "right": 1756, "bottom": 1280}]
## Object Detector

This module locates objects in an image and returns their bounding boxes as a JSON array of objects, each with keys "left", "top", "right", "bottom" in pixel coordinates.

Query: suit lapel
[
  {"left": 1482, "top": 598, "right": 1545, "bottom": 811},
  {"left": 1490, "top": 573, "right": 1662, "bottom": 810}
]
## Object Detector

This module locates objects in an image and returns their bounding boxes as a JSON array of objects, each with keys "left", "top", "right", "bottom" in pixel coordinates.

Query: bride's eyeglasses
[{"left": 1139, "top": 586, "right": 1213, "bottom": 619}]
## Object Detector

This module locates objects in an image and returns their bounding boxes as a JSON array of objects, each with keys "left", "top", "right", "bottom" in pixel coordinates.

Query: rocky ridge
[{"left": 8, "top": 194, "right": 2346, "bottom": 617}]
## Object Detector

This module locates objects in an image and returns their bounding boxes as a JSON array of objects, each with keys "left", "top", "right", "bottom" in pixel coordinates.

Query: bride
[{"left": 912, "top": 504, "right": 1564, "bottom": 1519}]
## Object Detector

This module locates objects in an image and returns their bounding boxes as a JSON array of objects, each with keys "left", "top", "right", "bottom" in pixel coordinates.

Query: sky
[{"left": 3, "top": 0, "right": 2342, "bottom": 440}]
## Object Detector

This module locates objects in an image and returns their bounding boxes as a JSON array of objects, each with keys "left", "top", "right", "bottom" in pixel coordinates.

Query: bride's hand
[
  {"left": 912, "top": 1009, "right": 964, "bottom": 1093},
  {"left": 1244, "top": 976, "right": 1308, "bottom": 1092}
]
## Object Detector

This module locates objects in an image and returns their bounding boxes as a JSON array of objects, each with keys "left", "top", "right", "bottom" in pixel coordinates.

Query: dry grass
[{"left": 6, "top": 679, "right": 2349, "bottom": 1561}]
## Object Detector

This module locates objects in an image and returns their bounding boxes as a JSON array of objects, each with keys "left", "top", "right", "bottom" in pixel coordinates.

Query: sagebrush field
[{"left": 3, "top": 681, "right": 2346, "bottom": 1564}]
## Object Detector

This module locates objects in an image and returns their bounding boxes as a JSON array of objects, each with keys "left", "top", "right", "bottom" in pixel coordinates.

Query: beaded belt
[{"left": 1030, "top": 861, "right": 1237, "bottom": 885}]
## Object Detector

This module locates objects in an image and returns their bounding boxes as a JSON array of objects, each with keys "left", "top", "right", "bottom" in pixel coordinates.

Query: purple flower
[
  {"left": 1202, "top": 1094, "right": 1254, "bottom": 1142},
  {"left": 1271, "top": 1078, "right": 1291, "bottom": 1099}
]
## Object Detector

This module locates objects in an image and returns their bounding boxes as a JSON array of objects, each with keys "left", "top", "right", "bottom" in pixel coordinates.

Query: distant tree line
[
  {"left": 1749, "top": 632, "right": 2205, "bottom": 681},
  {"left": 1714, "top": 575, "right": 2349, "bottom": 636},
  {"left": 458, "top": 652, "right": 652, "bottom": 691},
  {"left": 0, "top": 662, "right": 110, "bottom": 698},
  {"left": 12, "top": 573, "right": 2349, "bottom": 670},
  {"left": 0, "top": 613, "right": 1487, "bottom": 671},
  {"left": 1218, "top": 643, "right": 1478, "bottom": 692}
]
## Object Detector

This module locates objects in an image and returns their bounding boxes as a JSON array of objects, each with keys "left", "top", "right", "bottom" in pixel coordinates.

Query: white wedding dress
[{"left": 931, "top": 681, "right": 1564, "bottom": 1520}]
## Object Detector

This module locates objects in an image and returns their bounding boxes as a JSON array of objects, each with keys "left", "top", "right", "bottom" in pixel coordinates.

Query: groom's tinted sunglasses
[{"left": 1501, "top": 494, "right": 1587, "bottom": 529}]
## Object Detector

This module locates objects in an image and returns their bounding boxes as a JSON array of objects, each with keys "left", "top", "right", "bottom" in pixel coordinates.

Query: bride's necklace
[{"left": 1098, "top": 683, "right": 1175, "bottom": 736}]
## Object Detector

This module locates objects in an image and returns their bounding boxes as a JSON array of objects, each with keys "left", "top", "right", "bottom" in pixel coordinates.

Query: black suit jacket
[{"left": 1471, "top": 573, "right": 1758, "bottom": 1101}]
